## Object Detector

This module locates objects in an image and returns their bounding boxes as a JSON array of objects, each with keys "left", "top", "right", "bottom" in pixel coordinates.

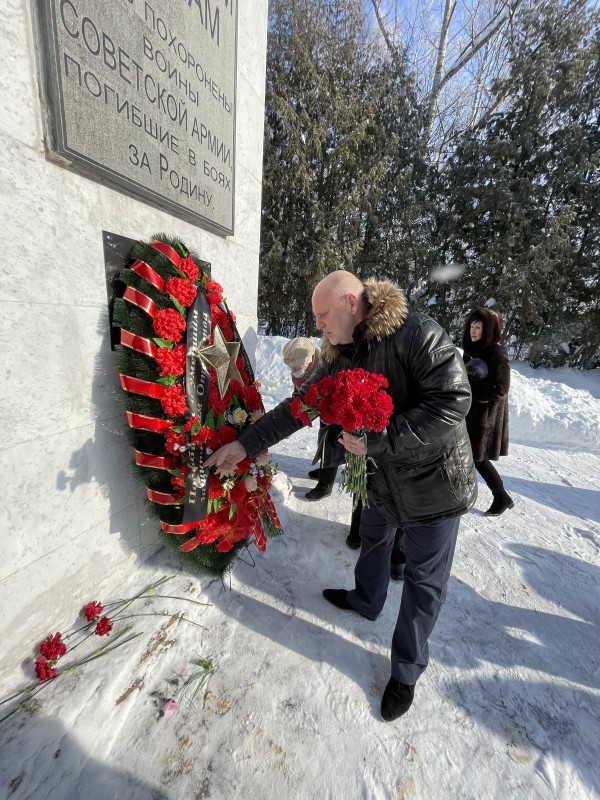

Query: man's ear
[{"left": 347, "top": 292, "right": 360, "bottom": 315}]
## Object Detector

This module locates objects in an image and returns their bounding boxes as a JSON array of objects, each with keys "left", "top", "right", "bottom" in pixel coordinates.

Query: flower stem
[
  {"left": 114, "top": 612, "right": 207, "bottom": 630},
  {"left": 0, "top": 630, "right": 143, "bottom": 726}
]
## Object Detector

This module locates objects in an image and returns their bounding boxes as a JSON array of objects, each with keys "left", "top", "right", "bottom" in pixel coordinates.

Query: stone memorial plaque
[{"left": 34, "top": 0, "right": 237, "bottom": 235}]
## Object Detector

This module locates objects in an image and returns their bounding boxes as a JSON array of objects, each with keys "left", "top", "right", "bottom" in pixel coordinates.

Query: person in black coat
[
  {"left": 206, "top": 271, "right": 477, "bottom": 723},
  {"left": 462, "top": 308, "right": 514, "bottom": 516}
]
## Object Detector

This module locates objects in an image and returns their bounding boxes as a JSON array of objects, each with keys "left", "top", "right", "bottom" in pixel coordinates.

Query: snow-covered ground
[{"left": 1, "top": 336, "right": 599, "bottom": 800}]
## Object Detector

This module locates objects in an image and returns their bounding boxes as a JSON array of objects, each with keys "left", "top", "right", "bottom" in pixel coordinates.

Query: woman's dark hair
[{"left": 462, "top": 307, "right": 503, "bottom": 352}]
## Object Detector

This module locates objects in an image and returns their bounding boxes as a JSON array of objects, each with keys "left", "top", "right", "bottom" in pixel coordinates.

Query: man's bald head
[
  {"left": 313, "top": 270, "right": 365, "bottom": 300},
  {"left": 312, "top": 270, "right": 367, "bottom": 345}
]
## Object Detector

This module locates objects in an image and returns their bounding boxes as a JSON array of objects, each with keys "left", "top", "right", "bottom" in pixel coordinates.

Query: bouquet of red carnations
[{"left": 290, "top": 368, "right": 394, "bottom": 509}]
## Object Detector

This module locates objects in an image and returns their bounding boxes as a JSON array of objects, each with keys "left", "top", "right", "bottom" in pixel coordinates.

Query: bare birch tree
[{"left": 370, "top": 0, "right": 521, "bottom": 158}]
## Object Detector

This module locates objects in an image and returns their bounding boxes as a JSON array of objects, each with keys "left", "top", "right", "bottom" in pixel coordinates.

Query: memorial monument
[{"left": 0, "top": 0, "right": 268, "bottom": 678}]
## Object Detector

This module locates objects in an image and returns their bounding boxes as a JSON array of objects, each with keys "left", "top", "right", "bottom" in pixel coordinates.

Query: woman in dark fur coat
[{"left": 462, "top": 308, "right": 514, "bottom": 516}]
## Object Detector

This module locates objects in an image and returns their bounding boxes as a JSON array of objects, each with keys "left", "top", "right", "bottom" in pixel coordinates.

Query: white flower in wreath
[
  {"left": 255, "top": 453, "right": 271, "bottom": 468},
  {"left": 243, "top": 474, "right": 258, "bottom": 492},
  {"left": 230, "top": 407, "right": 248, "bottom": 426},
  {"left": 216, "top": 464, "right": 237, "bottom": 478}
]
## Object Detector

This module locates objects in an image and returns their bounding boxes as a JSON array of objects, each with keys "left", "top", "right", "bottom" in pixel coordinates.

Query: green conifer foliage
[
  {"left": 259, "top": 0, "right": 599, "bottom": 366},
  {"left": 260, "top": 0, "right": 421, "bottom": 335},
  {"left": 433, "top": 0, "right": 599, "bottom": 365}
]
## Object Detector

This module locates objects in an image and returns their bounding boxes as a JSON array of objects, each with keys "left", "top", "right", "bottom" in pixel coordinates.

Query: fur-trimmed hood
[{"left": 320, "top": 278, "right": 409, "bottom": 362}]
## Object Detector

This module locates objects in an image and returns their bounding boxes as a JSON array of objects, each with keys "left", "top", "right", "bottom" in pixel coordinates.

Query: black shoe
[
  {"left": 484, "top": 491, "right": 514, "bottom": 516},
  {"left": 322, "top": 589, "right": 376, "bottom": 620},
  {"left": 380, "top": 678, "right": 415, "bottom": 722},
  {"left": 390, "top": 562, "right": 405, "bottom": 582},
  {"left": 346, "top": 533, "right": 361, "bottom": 550},
  {"left": 322, "top": 589, "right": 353, "bottom": 611},
  {"left": 308, "top": 468, "right": 320, "bottom": 480},
  {"left": 305, "top": 484, "right": 333, "bottom": 501}
]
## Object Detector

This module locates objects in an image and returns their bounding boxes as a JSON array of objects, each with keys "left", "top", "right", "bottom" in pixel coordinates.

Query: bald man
[{"left": 205, "top": 271, "right": 476, "bottom": 722}]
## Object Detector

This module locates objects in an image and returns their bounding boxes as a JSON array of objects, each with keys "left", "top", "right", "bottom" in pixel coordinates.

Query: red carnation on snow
[
  {"left": 35, "top": 657, "right": 57, "bottom": 682},
  {"left": 95, "top": 616, "right": 113, "bottom": 637},
  {"left": 160, "top": 384, "right": 187, "bottom": 418},
  {"left": 153, "top": 308, "right": 186, "bottom": 343},
  {"left": 155, "top": 344, "right": 186, "bottom": 377},
  {"left": 83, "top": 601, "right": 103, "bottom": 621},
  {"left": 39, "top": 632, "right": 67, "bottom": 661},
  {"left": 166, "top": 277, "right": 197, "bottom": 308}
]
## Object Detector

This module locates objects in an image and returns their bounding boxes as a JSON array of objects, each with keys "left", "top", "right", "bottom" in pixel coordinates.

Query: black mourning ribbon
[
  {"left": 182, "top": 288, "right": 212, "bottom": 524},
  {"left": 181, "top": 292, "right": 259, "bottom": 525}
]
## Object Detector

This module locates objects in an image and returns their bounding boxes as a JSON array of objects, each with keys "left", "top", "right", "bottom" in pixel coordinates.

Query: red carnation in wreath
[
  {"left": 208, "top": 383, "right": 233, "bottom": 417},
  {"left": 191, "top": 427, "right": 211, "bottom": 446},
  {"left": 166, "top": 277, "right": 197, "bottom": 308},
  {"left": 179, "top": 255, "right": 200, "bottom": 283},
  {"left": 165, "top": 432, "right": 186, "bottom": 455},
  {"left": 160, "top": 384, "right": 187, "bottom": 418},
  {"left": 155, "top": 344, "right": 186, "bottom": 377},
  {"left": 241, "top": 383, "right": 263, "bottom": 412},
  {"left": 205, "top": 280, "right": 224, "bottom": 303},
  {"left": 210, "top": 306, "right": 234, "bottom": 339},
  {"left": 208, "top": 474, "right": 225, "bottom": 499},
  {"left": 153, "top": 308, "right": 186, "bottom": 343}
]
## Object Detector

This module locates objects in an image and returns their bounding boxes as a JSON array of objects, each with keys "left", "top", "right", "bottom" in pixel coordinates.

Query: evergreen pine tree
[{"left": 260, "top": 0, "right": 415, "bottom": 334}]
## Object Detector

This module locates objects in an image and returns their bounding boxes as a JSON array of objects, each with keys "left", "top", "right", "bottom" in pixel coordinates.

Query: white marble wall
[{"left": 0, "top": 0, "right": 268, "bottom": 678}]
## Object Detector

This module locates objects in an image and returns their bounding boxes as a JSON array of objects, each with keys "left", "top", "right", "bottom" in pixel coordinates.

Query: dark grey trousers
[{"left": 347, "top": 501, "right": 460, "bottom": 685}]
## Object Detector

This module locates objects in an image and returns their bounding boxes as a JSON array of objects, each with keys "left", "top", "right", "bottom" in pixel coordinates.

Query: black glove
[
  {"left": 326, "top": 423, "right": 343, "bottom": 446},
  {"left": 465, "top": 358, "right": 489, "bottom": 381}
]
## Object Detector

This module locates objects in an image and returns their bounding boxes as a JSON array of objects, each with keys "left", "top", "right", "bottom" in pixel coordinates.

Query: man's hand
[
  {"left": 204, "top": 441, "right": 248, "bottom": 470},
  {"left": 339, "top": 431, "right": 367, "bottom": 455}
]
